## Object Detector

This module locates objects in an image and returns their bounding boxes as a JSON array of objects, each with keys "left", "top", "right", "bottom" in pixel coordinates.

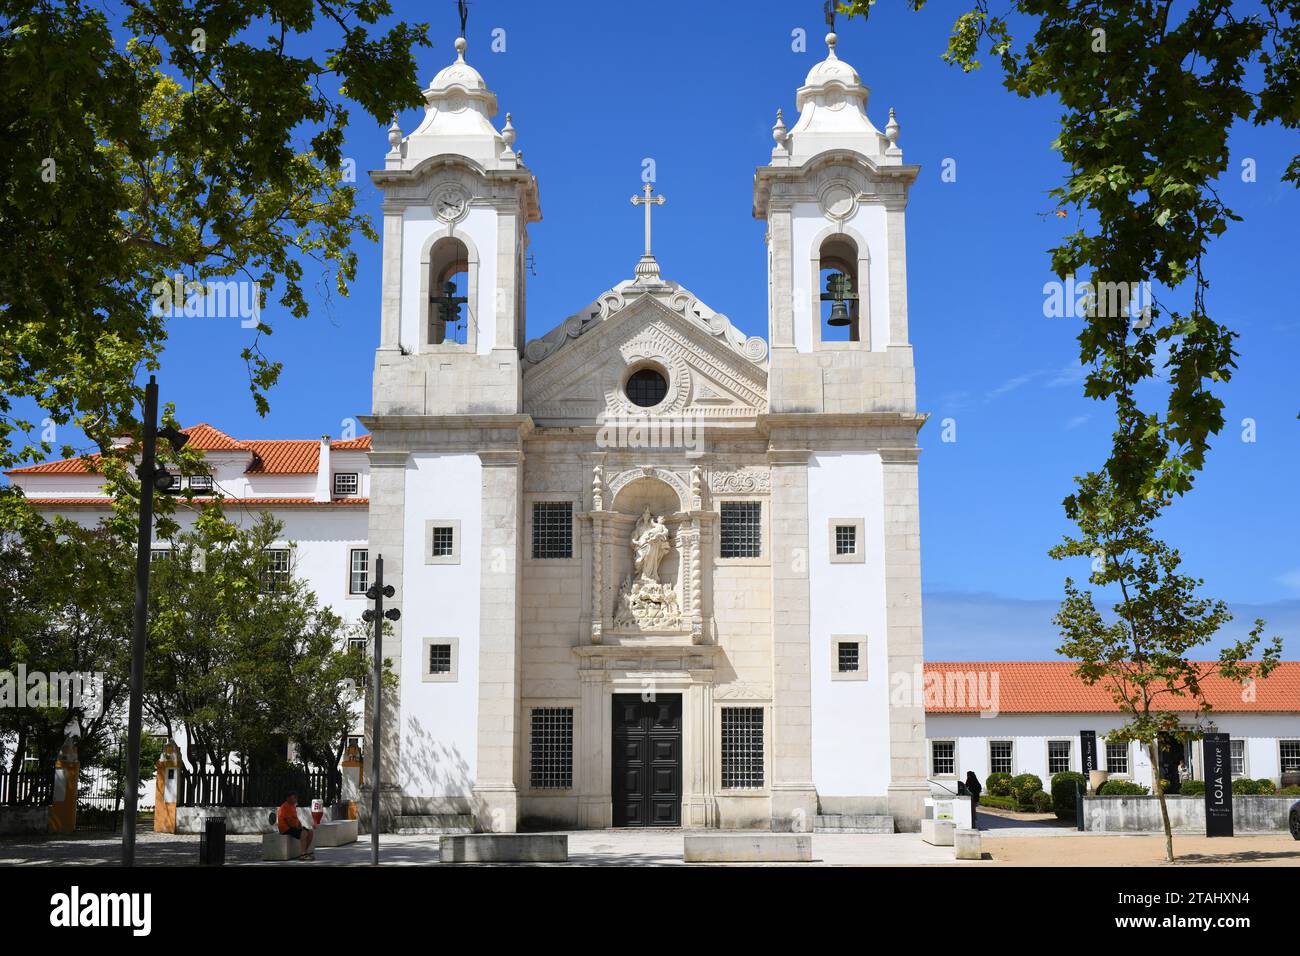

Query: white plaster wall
[
  {"left": 9, "top": 474, "right": 105, "bottom": 497},
  {"left": 925, "top": 713, "right": 1300, "bottom": 789},
  {"left": 808, "top": 452, "right": 890, "bottom": 797},
  {"left": 398, "top": 453, "right": 482, "bottom": 797},
  {"left": 400, "top": 206, "right": 499, "bottom": 356},
  {"left": 790, "top": 201, "right": 890, "bottom": 353}
]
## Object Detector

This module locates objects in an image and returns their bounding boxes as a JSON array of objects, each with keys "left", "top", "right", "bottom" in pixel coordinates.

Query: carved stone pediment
[{"left": 522, "top": 285, "right": 768, "bottom": 427}]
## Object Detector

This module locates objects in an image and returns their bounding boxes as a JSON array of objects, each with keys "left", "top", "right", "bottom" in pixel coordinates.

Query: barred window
[
  {"left": 529, "top": 708, "right": 573, "bottom": 789},
  {"left": 1106, "top": 741, "right": 1129, "bottom": 775},
  {"left": 428, "top": 643, "right": 452, "bottom": 675},
  {"left": 1048, "top": 740, "right": 1072, "bottom": 775},
  {"left": 1230, "top": 739, "right": 1245, "bottom": 777},
  {"left": 721, "top": 707, "right": 764, "bottom": 789},
  {"left": 333, "top": 472, "right": 359, "bottom": 497},
  {"left": 1280, "top": 740, "right": 1300, "bottom": 773},
  {"left": 835, "top": 524, "right": 857, "bottom": 555},
  {"left": 261, "top": 548, "right": 291, "bottom": 592},
  {"left": 720, "top": 501, "right": 762, "bottom": 558},
  {"left": 430, "top": 526, "right": 455, "bottom": 558},
  {"left": 188, "top": 474, "right": 213, "bottom": 493},
  {"left": 931, "top": 740, "right": 956, "bottom": 777},
  {"left": 836, "top": 641, "right": 860, "bottom": 673},
  {"left": 989, "top": 740, "right": 1013, "bottom": 775},
  {"left": 349, "top": 548, "right": 369, "bottom": 594},
  {"left": 532, "top": 502, "right": 573, "bottom": 559}
]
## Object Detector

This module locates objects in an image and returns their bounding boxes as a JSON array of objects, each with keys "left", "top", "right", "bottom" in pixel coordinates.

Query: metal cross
[{"left": 630, "top": 183, "right": 666, "bottom": 259}]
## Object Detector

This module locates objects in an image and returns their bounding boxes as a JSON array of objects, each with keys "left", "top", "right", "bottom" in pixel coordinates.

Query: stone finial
[
  {"left": 387, "top": 114, "right": 402, "bottom": 150},
  {"left": 771, "top": 108, "right": 788, "bottom": 150},
  {"left": 885, "top": 107, "right": 900, "bottom": 147},
  {"left": 454, "top": 36, "right": 468, "bottom": 61},
  {"left": 690, "top": 465, "right": 703, "bottom": 510},
  {"left": 825, "top": 32, "right": 838, "bottom": 59},
  {"left": 592, "top": 464, "right": 604, "bottom": 511},
  {"left": 502, "top": 112, "right": 516, "bottom": 149}
]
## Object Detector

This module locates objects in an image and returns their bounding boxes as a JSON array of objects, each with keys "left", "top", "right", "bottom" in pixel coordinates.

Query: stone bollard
[
  {"left": 954, "top": 828, "right": 982, "bottom": 861},
  {"left": 48, "top": 737, "right": 79, "bottom": 834},
  {"left": 153, "top": 741, "right": 181, "bottom": 833}
]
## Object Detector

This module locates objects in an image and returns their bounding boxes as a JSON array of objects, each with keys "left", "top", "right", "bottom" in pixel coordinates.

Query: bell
[{"left": 827, "top": 300, "right": 852, "bottom": 326}]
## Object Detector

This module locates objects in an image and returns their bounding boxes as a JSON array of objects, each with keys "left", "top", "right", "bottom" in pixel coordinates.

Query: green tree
[
  {"left": 1050, "top": 472, "right": 1282, "bottom": 862},
  {"left": 0, "top": 0, "right": 429, "bottom": 469},
  {"left": 842, "top": 0, "right": 1300, "bottom": 505}
]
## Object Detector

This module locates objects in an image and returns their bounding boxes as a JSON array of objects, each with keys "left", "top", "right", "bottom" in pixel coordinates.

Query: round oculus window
[{"left": 625, "top": 368, "right": 668, "bottom": 408}]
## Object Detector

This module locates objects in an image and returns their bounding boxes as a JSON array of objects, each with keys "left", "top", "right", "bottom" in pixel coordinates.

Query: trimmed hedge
[
  {"left": 1050, "top": 771, "right": 1087, "bottom": 820},
  {"left": 1279, "top": 785, "right": 1300, "bottom": 796},
  {"left": 1179, "top": 779, "right": 1206, "bottom": 796},
  {"left": 1098, "top": 779, "right": 1149, "bottom": 796},
  {"left": 1010, "top": 773, "right": 1044, "bottom": 810},
  {"left": 986, "top": 772, "right": 1012, "bottom": 797},
  {"left": 1232, "top": 777, "right": 1277, "bottom": 795},
  {"left": 979, "top": 794, "right": 1016, "bottom": 810},
  {"left": 1031, "top": 790, "right": 1054, "bottom": 813}
]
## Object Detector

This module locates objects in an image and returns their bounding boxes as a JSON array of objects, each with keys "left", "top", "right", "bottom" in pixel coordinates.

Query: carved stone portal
[{"left": 613, "top": 507, "right": 682, "bottom": 629}]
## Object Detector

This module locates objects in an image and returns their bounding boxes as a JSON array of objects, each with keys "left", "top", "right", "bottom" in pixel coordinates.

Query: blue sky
[{"left": 11, "top": 1, "right": 1298, "bottom": 658}]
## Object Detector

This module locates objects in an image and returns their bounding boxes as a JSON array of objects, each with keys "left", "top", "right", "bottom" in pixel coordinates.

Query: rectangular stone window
[
  {"left": 837, "top": 641, "right": 859, "bottom": 672},
  {"left": 931, "top": 740, "right": 956, "bottom": 777},
  {"left": 430, "top": 526, "right": 455, "bottom": 557},
  {"left": 1106, "top": 741, "right": 1130, "bottom": 775},
  {"left": 529, "top": 707, "right": 573, "bottom": 789},
  {"left": 149, "top": 548, "right": 171, "bottom": 563},
  {"left": 333, "top": 472, "right": 359, "bottom": 497},
  {"left": 720, "top": 501, "right": 762, "bottom": 559},
  {"left": 261, "top": 548, "right": 291, "bottom": 592},
  {"left": 720, "top": 707, "right": 764, "bottom": 789},
  {"left": 1230, "top": 739, "right": 1245, "bottom": 777},
  {"left": 428, "top": 643, "right": 452, "bottom": 674},
  {"left": 989, "top": 740, "right": 1014, "bottom": 775},
  {"left": 1048, "top": 740, "right": 1071, "bottom": 775},
  {"left": 531, "top": 502, "right": 573, "bottom": 559},
  {"left": 420, "top": 637, "right": 458, "bottom": 683},
  {"left": 188, "top": 474, "right": 213, "bottom": 493},
  {"left": 1280, "top": 740, "right": 1300, "bottom": 774},
  {"left": 828, "top": 517, "right": 865, "bottom": 564},
  {"left": 835, "top": 525, "right": 856, "bottom": 555},
  {"left": 348, "top": 548, "right": 369, "bottom": 594}
]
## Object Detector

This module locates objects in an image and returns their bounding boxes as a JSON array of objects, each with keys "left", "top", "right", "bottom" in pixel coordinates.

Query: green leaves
[{"left": 0, "top": 0, "right": 430, "bottom": 469}]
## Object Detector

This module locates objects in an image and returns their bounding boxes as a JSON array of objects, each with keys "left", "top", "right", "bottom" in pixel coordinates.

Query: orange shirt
[{"left": 277, "top": 801, "right": 299, "bottom": 833}]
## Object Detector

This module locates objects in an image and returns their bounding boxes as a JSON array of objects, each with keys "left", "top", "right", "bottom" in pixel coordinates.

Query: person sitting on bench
[{"left": 277, "top": 792, "right": 313, "bottom": 860}]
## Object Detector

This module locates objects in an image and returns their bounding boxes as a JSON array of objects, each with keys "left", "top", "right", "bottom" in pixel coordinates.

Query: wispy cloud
[
  {"left": 1064, "top": 415, "right": 1089, "bottom": 430},
  {"left": 1277, "top": 568, "right": 1300, "bottom": 593}
]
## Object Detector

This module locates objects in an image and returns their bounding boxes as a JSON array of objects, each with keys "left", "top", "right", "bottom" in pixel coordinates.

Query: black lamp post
[
  {"left": 122, "top": 375, "right": 187, "bottom": 866},
  {"left": 361, "top": 555, "right": 400, "bottom": 865}
]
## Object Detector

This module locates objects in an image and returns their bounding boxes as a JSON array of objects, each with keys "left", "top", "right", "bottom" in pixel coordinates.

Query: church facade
[{"left": 363, "top": 32, "right": 929, "bottom": 832}]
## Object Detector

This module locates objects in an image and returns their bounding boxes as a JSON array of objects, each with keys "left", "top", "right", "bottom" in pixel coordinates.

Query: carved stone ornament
[{"left": 613, "top": 508, "right": 682, "bottom": 629}]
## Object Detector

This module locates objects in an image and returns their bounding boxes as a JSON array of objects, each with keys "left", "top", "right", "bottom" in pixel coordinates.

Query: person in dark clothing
[{"left": 965, "top": 771, "right": 982, "bottom": 829}]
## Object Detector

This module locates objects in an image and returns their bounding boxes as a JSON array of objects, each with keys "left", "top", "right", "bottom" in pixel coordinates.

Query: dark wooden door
[{"left": 612, "top": 693, "right": 682, "bottom": 827}]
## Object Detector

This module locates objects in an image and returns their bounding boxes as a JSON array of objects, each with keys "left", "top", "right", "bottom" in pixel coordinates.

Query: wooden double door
[{"left": 612, "top": 693, "right": 682, "bottom": 827}]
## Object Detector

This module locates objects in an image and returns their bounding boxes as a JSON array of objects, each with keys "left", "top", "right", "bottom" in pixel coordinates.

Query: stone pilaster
[
  {"left": 767, "top": 206, "right": 794, "bottom": 348},
  {"left": 379, "top": 203, "right": 404, "bottom": 351},
  {"left": 881, "top": 444, "right": 927, "bottom": 831},
  {"left": 767, "top": 446, "right": 817, "bottom": 831},
  {"left": 576, "top": 669, "right": 612, "bottom": 828},
  {"left": 365, "top": 448, "right": 407, "bottom": 790},
  {"left": 472, "top": 448, "right": 524, "bottom": 831},
  {"left": 885, "top": 202, "right": 911, "bottom": 347}
]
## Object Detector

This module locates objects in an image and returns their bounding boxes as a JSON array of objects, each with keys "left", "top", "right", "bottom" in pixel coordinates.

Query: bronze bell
[{"left": 827, "top": 300, "right": 852, "bottom": 327}]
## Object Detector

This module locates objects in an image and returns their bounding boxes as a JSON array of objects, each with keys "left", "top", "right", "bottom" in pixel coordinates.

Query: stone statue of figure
[{"left": 632, "top": 507, "right": 671, "bottom": 583}]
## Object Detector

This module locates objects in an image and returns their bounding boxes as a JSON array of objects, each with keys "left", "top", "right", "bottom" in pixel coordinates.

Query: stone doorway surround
[{"left": 574, "top": 644, "right": 723, "bottom": 829}]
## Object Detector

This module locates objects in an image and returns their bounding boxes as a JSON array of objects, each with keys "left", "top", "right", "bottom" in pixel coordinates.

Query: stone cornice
[
  {"left": 877, "top": 445, "right": 922, "bottom": 464},
  {"left": 758, "top": 411, "right": 928, "bottom": 433},
  {"left": 360, "top": 414, "right": 535, "bottom": 437},
  {"left": 767, "top": 448, "right": 811, "bottom": 466}
]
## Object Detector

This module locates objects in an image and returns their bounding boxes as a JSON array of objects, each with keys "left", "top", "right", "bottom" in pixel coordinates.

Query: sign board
[
  {"left": 1080, "top": 730, "right": 1098, "bottom": 776},
  {"left": 1203, "top": 732, "right": 1234, "bottom": 837}
]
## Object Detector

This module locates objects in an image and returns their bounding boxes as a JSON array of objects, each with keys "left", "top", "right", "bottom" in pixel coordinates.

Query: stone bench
[
  {"left": 261, "top": 832, "right": 299, "bottom": 862},
  {"left": 955, "top": 828, "right": 982, "bottom": 861},
  {"left": 683, "top": 833, "right": 812, "bottom": 863},
  {"left": 921, "top": 818, "right": 955, "bottom": 847},
  {"left": 315, "top": 820, "right": 357, "bottom": 847},
  {"left": 439, "top": 834, "right": 568, "bottom": 863}
]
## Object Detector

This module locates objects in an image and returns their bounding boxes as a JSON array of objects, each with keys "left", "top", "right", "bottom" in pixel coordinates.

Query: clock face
[{"left": 433, "top": 184, "right": 470, "bottom": 223}]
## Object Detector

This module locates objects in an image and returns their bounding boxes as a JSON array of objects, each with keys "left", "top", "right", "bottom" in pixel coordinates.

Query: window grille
[
  {"left": 532, "top": 502, "right": 573, "bottom": 559},
  {"left": 721, "top": 707, "right": 764, "bottom": 789},
  {"left": 720, "top": 501, "right": 761, "bottom": 558},
  {"left": 529, "top": 708, "right": 574, "bottom": 789}
]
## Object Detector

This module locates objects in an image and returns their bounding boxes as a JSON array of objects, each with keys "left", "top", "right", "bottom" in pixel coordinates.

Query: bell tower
[
  {"left": 370, "top": 36, "right": 541, "bottom": 416},
  {"left": 753, "top": 32, "right": 919, "bottom": 415}
]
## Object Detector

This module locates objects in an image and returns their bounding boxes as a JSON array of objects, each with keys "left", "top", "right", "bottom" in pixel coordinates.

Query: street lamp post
[
  {"left": 362, "top": 555, "right": 399, "bottom": 866},
  {"left": 122, "top": 375, "right": 187, "bottom": 866}
]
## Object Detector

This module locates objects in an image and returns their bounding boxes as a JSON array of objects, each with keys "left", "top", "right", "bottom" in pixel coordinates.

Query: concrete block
[
  {"left": 314, "top": 820, "right": 358, "bottom": 847},
  {"left": 921, "top": 818, "right": 955, "bottom": 846},
  {"left": 261, "top": 833, "right": 298, "bottom": 862},
  {"left": 684, "top": 833, "right": 812, "bottom": 863},
  {"left": 954, "top": 828, "right": 982, "bottom": 860},
  {"left": 439, "top": 833, "right": 568, "bottom": 863}
]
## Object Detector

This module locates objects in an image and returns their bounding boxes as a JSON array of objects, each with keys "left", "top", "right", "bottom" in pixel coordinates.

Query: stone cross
[{"left": 630, "top": 183, "right": 666, "bottom": 281}]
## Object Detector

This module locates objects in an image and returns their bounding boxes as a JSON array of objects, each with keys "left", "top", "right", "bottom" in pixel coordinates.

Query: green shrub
[
  {"left": 978, "top": 794, "right": 1016, "bottom": 810},
  {"left": 986, "top": 772, "right": 1012, "bottom": 797},
  {"left": 1179, "top": 780, "right": 1206, "bottom": 796},
  {"left": 1010, "top": 773, "right": 1044, "bottom": 809},
  {"left": 1050, "top": 771, "right": 1087, "bottom": 820},
  {"left": 1254, "top": 778, "right": 1277, "bottom": 795},
  {"left": 1098, "top": 779, "right": 1149, "bottom": 796},
  {"left": 1278, "top": 785, "right": 1300, "bottom": 796},
  {"left": 1031, "top": 790, "right": 1054, "bottom": 813}
]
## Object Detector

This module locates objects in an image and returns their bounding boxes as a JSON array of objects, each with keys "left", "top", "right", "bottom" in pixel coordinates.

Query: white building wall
[
  {"left": 808, "top": 451, "right": 890, "bottom": 798},
  {"left": 398, "top": 453, "right": 482, "bottom": 797},
  {"left": 925, "top": 713, "right": 1300, "bottom": 790}
]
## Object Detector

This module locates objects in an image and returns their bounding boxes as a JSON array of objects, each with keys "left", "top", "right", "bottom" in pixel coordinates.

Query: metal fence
[
  {"left": 0, "top": 770, "right": 54, "bottom": 806},
  {"left": 177, "top": 768, "right": 337, "bottom": 807}
]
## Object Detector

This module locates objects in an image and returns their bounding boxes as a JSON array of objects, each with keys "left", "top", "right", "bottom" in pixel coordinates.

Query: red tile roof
[
  {"left": 923, "top": 661, "right": 1300, "bottom": 714},
  {"left": 5, "top": 425, "right": 370, "bottom": 477}
]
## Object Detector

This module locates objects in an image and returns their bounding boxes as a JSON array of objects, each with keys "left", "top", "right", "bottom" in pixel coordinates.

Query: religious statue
[{"left": 614, "top": 508, "right": 681, "bottom": 629}]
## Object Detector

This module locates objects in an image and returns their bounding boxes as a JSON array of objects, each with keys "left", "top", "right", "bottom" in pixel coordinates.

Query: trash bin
[{"left": 198, "top": 816, "right": 226, "bottom": 866}]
